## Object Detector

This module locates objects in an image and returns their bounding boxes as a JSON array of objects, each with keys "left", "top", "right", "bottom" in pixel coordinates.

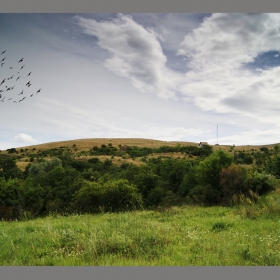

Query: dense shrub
[
  {"left": 74, "top": 179, "right": 143, "bottom": 213},
  {"left": 73, "top": 181, "right": 102, "bottom": 213},
  {"left": 244, "top": 171, "right": 275, "bottom": 196},
  {"left": 220, "top": 165, "right": 247, "bottom": 205},
  {"left": 146, "top": 187, "right": 165, "bottom": 207},
  {"left": 101, "top": 179, "right": 143, "bottom": 212}
]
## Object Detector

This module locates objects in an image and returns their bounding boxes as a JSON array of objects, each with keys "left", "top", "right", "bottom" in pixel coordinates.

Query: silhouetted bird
[
  {"left": 20, "top": 65, "right": 25, "bottom": 70},
  {"left": 1, "top": 50, "right": 6, "bottom": 55},
  {"left": 0, "top": 79, "right": 5, "bottom": 85},
  {"left": 10, "top": 67, "right": 13, "bottom": 69},
  {"left": 1, "top": 58, "right": 6, "bottom": 62},
  {"left": 27, "top": 72, "right": 31, "bottom": 77},
  {"left": 1, "top": 63, "right": 4, "bottom": 67},
  {"left": 36, "top": 89, "right": 42, "bottom": 93},
  {"left": 13, "top": 101, "right": 17, "bottom": 103},
  {"left": 16, "top": 77, "right": 20, "bottom": 81},
  {"left": 26, "top": 81, "right": 31, "bottom": 86},
  {"left": 28, "top": 84, "right": 31, "bottom": 87},
  {"left": 19, "top": 91, "right": 23, "bottom": 95},
  {"left": 30, "top": 94, "right": 33, "bottom": 97},
  {"left": 18, "top": 58, "right": 24, "bottom": 63}
]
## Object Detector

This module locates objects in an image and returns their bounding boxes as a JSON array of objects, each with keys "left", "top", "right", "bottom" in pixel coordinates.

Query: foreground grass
[{"left": 1, "top": 196, "right": 280, "bottom": 265}]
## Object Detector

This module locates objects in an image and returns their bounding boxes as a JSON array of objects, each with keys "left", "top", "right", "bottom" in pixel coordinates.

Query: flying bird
[{"left": 0, "top": 52, "right": 42, "bottom": 105}]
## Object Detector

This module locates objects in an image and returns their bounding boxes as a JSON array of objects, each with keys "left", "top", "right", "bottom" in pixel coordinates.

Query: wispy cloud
[{"left": 75, "top": 13, "right": 184, "bottom": 100}]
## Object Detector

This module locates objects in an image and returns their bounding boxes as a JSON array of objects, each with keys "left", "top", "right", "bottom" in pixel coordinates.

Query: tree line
[{"left": 0, "top": 144, "right": 278, "bottom": 220}]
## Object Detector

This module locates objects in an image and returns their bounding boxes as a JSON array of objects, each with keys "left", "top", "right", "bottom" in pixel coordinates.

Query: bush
[
  {"left": 245, "top": 171, "right": 275, "bottom": 196},
  {"left": 73, "top": 181, "right": 102, "bottom": 213},
  {"left": 101, "top": 179, "right": 143, "bottom": 212},
  {"left": 220, "top": 165, "right": 247, "bottom": 205},
  {"left": 146, "top": 187, "right": 165, "bottom": 207},
  {"left": 74, "top": 179, "right": 143, "bottom": 213}
]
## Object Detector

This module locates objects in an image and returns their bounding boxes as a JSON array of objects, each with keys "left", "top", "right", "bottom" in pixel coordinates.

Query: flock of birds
[{"left": 0, "top": 50, "right": 42, "bottom": 103}]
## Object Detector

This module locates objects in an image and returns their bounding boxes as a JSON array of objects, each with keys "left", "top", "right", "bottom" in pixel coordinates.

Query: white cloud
[
  {"left": 75, "top": 14, "right": 184, "bottom": 100},
  {"left": 13, "top": 133, "right": 38, "bottom": 144},
  {"left": 177, "top": 13, "right": 280, "bottom": 69},
  {"left": 176, "top": 13, "right": 280, "bottom": 126}
]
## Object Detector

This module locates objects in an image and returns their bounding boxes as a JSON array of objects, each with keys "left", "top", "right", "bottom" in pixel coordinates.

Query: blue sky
[{"left": 1, "top": 13, "right": 280, "bottom": 149}]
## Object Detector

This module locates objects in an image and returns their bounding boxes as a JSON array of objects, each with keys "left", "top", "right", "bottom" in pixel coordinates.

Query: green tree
[
  {"left": 0, "top": 178, "right": 24, "bottom": 219},
  {"left": 195, "top": 150, "right": 233, "bottom": 204},
  {"left": 0, "top": 156, "right": 22, "bottom": 179}
]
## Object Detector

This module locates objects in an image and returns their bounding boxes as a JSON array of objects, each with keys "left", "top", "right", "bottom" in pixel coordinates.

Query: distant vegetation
[{"left": 0, "top": 141, "right": 278, "bottom": 220}]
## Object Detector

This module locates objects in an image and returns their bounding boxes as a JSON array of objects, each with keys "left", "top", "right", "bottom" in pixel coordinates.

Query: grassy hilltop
[{"left": 1, "top": 137, "right": 278, "bottom": 171}]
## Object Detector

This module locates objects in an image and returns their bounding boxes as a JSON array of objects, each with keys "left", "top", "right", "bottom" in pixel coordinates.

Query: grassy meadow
[{"left": 1, "top": 192, "right": 280, "bottom": 266}]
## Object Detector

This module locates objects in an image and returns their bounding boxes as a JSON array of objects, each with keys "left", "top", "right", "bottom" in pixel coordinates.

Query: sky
[{"left": 1, "top": 13, "right": 280, "bottom": 150}]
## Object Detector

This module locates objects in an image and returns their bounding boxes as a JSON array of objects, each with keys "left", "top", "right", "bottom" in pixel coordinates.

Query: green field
[{"left": 1, "top": 192, "right": 280, "bottom": 266}]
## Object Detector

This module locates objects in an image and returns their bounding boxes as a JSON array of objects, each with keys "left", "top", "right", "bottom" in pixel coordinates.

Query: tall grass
[
  {"left": 1, "top": 193, "right": 280, "bottom": 265},
  {"left": 232, "top": 190, "right": 280, "bottom": 219}
]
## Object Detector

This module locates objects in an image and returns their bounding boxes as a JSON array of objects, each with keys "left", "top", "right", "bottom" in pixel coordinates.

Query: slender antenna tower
[{"left": 217, "top": 125, "right": 218, "bottom": 145}]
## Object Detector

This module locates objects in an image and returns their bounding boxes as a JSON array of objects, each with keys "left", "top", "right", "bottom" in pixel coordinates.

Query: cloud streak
[{"left": 76, "top": 14, "right": 184, "bottom": 100}]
